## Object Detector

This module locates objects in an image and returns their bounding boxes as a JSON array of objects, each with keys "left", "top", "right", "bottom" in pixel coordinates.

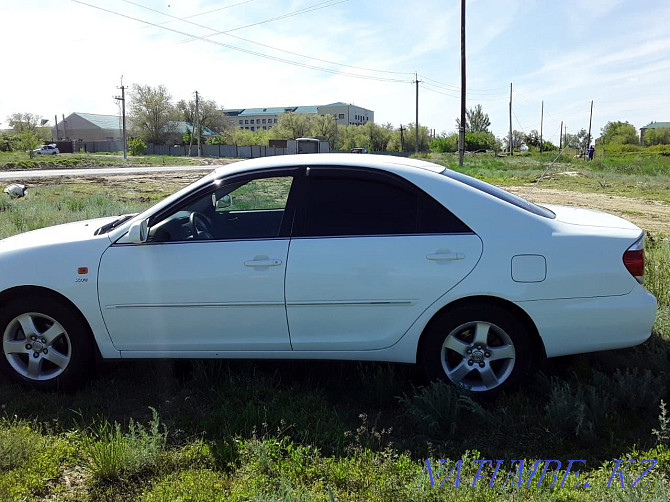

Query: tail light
[{"left": 623, "top": 236, "right": 645, "bottom": 284}]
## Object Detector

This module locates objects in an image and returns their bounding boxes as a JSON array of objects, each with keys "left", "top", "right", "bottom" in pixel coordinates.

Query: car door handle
[
  {"left": 426, "top": 252, "right": 465, "bottom": 261},
  {"left": 244, "top": 259, "right": 283, "bottom": 267}
]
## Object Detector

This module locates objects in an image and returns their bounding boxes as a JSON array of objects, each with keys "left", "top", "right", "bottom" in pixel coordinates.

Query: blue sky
[{"left": 2, "top": 0, "right": 668, "bottom": 144}]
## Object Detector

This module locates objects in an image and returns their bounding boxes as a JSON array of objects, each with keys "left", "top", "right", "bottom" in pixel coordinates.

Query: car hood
[
  {"left": 0, "top": 216, "right": 117, "bottom": 251},
  {"left": 543, "top": 204, "right": 641, "bottom": 232}
]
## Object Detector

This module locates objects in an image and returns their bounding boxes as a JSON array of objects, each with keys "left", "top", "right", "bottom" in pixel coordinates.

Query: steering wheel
[{"left": 189, "top": 212, "right": 214, "bottom": 239}]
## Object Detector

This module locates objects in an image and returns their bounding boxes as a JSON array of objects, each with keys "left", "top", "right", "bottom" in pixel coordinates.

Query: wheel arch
[
  {"left": 418, "top": 295, "right": 547, "bottom": 363},
  {"left": 0, "top": 285, "right": 101, "bottom": 358}
]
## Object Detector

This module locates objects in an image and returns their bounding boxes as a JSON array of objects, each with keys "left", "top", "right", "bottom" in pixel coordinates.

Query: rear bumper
[{"left": 518, "top": 288, "right": 657, "bottom": 358}]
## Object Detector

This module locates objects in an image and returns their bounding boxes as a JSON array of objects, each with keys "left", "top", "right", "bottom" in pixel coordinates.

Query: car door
[
  {"left": 285, "top": 167, "right": 483, "bottom": 351},
  {"left": 98, "top": 169, "right": 299, "bottom": 352}
]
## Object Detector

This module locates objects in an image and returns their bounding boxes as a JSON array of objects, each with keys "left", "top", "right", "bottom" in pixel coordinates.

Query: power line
[
  {"left": 121, "top": 0, "right": 414, "bottom": 76},
  {"left": 174, "top": 0, "right": 349, "bottom": 43},
  {"left": 71, "top": 0, "right": 412, "bottom": 84}
]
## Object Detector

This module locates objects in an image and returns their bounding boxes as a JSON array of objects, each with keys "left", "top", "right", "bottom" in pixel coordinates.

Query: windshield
[{"left": 441, "top": 168, "right": 555, "bottom": 219}]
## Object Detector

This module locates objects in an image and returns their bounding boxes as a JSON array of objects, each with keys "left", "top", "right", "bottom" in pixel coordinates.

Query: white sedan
[
  {"left": 0, "top": 154, "right": 657, "bottom": 396},
  {"left": 33, "top": 144, "right": 59, "bottom": 155}
]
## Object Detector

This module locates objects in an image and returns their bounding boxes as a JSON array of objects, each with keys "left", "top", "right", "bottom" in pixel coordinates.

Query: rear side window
[
  {"left": 296, "top": 172, "right": 471, "bottom": 237},
  {"left": 442, "top": 168, "right": 555, "bottom": 219}
]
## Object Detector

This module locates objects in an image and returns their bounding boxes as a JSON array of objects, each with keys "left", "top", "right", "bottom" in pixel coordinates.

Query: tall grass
[{"left": 647, "top": 238, "right": 670, "bottom": 307}]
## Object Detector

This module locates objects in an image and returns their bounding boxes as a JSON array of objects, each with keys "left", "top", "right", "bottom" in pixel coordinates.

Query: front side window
[{"left": 149, "top": 175, "right": 295, "bottom": 242}]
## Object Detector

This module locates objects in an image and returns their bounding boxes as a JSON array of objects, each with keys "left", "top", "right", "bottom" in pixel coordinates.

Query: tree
[
  {"left": 465, "top": 131, "right": 495, "bottom": 151},
  {"left": 176, "top": 98, "right": 232, "bottom": 135},
  {"left": 129, "top": 84, "right": 178, "bottom": 145},
  {"left": 431, "top": 133, "right": 459, "bottom": 153},
  {"left": 275, "top": 112, "right": 312, "bottom": 139},
  {"left": 523, "top": 130, "right": 541, "bottom": 148},
  {"left": 456, "top": 104, "right": 491, "bottom": 133},
  {"left": 643, "top": 127, "right": 670, "bottom": 146},
  {"left": 7, "top": 112, "right": 41, "bottom": 133},
  {"left": 16, "top": 130, "right": 41, "bottom": 158},
  {"left": 503, "top": 130, "right": 525, "bottom": 151},
  {"left": 310, "top": 114, "right": 336, "bottom": 146},
  {"left": 599, "top": 121, "right": 639, "bottom": 145}
]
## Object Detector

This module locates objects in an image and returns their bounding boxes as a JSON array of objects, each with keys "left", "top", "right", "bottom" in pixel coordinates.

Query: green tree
[
  {"left": 310, "top": 114, "right": 336, "bottom": 146},
  {"left": 503, "top": 130, "right": 525, "bottom": 151},
  {"left": 431, "top": 133, "right": 458, "bottom": 153},
  {"left": 275, "top": 112, "right": 312, "bottom": 139},
  {"left": 15, "top": 130, "right": 41, "bottom": 158},
  {"left": 465, "top": 131, "right": 495, "bottom": 151},
  {"left": 643, "top": 127, "right": 670, "bottom": 146},
  {"left": 128, "top": 138, "right": 147, "bottom": 156},
  {"left": 129, "top": 84, "right": 178, "bottom": 145},
  {"left": 7, "top": 112, "right": 41, "bottom": 133},
  {"left": 599, "top": 121, "right": 639, "bottom": 145},
  {"left": 176, "top": 98, "right": 232, "bottom": 136},
  {"left": 456, "top": 104, "right": 491, "bottom": 133},
  {"left": 523, "top": 130, "right": 541, "bottom": 148}
]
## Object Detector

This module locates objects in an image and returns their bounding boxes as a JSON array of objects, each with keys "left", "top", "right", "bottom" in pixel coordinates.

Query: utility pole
[
  {"left": 539, "top": 101, "right": 544, "bottom": 153},
  {"left": 332, "top": 115, "right": 338, "bottom": 150},
  {"left": 399, "top": 124, "right": 405, "bottom": 152},
  {"left": 458, "top": 0, "right": 466, "bottom": 166},
  {"left": 559, "top": 120, "right": 563, "bottom": 149},
  {"left": 414, "top": 73, "right": 421, "bottom": 155},
  {"left": 54, "top": 115, "right": 59, "bottom": 140},
  {"left": 508, "top": 83, "right": 513, "bottom": 156},
  {"left": 195, "top": 90, "right": 201, "bottom": 157},
  {"left": 587, "top": 100, "right": 594, "bottom": 151},
  {"left": 62, "top": 113, "right": 67, "bottom": 140},
  {"left": 114, "top": 76, "right": 127, "bottom": 160}
]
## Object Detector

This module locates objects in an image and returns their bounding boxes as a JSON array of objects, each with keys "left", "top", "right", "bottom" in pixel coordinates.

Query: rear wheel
[
  {"left": 419, "top": 303, "right": 533, "bottom": 398},
  {"left": 0, "top": 296, "right": 94, "bottom": 391}
]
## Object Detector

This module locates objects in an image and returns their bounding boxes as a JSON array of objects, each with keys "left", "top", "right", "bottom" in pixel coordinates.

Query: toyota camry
[{"left": 0, "top": 154, "right": 657, "bottom": 397}]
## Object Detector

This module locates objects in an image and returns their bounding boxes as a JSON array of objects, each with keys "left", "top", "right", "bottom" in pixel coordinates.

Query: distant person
[{"left": 587, "top": 145, "right": 595, "bottom": 161}]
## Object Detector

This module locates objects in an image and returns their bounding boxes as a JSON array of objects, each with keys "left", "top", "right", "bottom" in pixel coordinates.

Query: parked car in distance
[
  {"left": 351, "top": 147, "right": 368, "bottom": 153},
  {"left": 33, "top": 144, "right": 59, "bottom": 155},
  {"left": 0, "top": 154, "right": 657, "bottom": 396}
]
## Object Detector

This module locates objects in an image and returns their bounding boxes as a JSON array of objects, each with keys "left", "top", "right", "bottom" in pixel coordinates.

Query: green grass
[
  {"left": 0, "top": 155, "right": 670, "bottom": 500},
  {"left": 430, "top": 151, "right": 670, "bottom": 203}
]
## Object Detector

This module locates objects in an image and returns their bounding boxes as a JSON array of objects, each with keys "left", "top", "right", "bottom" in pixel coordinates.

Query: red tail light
[{"left": 623, "top": 237, "right": 645, "bottom": 284}]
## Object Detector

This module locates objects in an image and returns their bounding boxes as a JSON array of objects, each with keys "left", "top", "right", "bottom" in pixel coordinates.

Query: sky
[{"left": 1, "top": 0, "right": 669, "bottom": 145}]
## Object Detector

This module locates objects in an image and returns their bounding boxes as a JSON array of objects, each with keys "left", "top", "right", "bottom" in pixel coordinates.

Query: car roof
[{"left": 212, "top": 153, "right": 445, "bottom": 177}]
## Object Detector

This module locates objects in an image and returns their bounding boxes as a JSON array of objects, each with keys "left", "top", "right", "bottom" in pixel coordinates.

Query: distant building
[
  {"left": 223, "top": 102, "right": 374, "bottom": 131},
  {"left": 52, "top": 113, "right": 216, "bottom": 144},
  {"left": 53, "top": 113, "right": 122, "bottom": 142},
  {"left": 640, "top": 121, "right": 670, "bottom": 143}
]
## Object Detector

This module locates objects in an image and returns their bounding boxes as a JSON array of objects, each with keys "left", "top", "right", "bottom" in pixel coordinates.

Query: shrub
[
  {"left": 84, "top": 407, "right": 167, "bottom": 481},
  {"left": 128, "top": 138, "right": 147, "bottom": 156}
]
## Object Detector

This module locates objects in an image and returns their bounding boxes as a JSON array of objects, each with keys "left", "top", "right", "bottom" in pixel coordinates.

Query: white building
[{"left": 223, "top": 102, "right": 374, "bottom": 131}]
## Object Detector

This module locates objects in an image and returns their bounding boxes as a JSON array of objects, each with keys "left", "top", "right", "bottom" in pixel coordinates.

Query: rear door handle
[
  {"left": 426, "top": 252, "right": 465, "bottom": 261},
  {"left": 244, "top": 259, "right": 283, "bottom": 267}
]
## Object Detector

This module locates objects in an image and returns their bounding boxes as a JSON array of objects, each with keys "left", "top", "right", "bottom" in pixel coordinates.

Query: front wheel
[
  {"left": 0, "top": 296, "right": 94, "bottom": 391},
  {"left": 419, "top": 304, "right": 533, "bottom": 398}
]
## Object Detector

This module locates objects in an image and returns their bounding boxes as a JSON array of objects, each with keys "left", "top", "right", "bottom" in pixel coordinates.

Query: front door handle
[
  {"left": 426, "top": 252, "right": 465, "bottom": 261},
  {"left": 244, "top": 259, "right": 283, "bottom": 267}
]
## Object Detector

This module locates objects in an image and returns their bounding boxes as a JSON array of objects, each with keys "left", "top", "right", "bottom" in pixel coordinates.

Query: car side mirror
[
  {"left": 127, "top": 219, "right": 149, "bottom": 244},
  {"left": 214, "top": 194, "right": 233, "bottom": 212}
]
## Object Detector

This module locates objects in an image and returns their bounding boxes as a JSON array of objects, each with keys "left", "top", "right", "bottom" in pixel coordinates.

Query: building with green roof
[
  {"left": 640, "top": 121, "right": 670, "bottom": 143},
  {"left": 223, "top": 102, "right": 374, "bottom": 132}
]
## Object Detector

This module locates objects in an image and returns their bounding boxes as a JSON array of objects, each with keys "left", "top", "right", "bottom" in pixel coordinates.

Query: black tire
[
  {"left": 0, "top": 296, "right": 94, "bottom": 391},
  {"left": 419, "top": 303, "right": 533, "bottom": 398}
]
